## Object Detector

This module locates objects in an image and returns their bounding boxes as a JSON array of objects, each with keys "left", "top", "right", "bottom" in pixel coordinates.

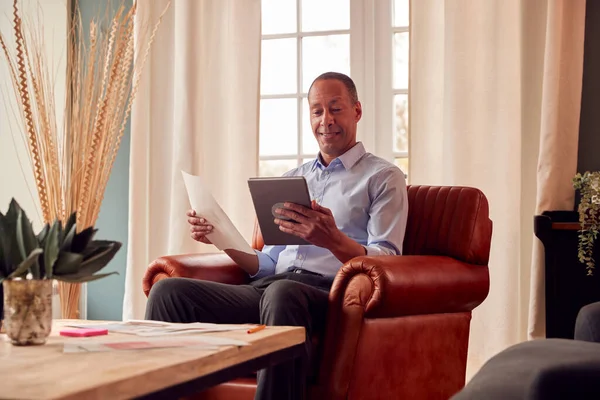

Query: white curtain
[
  {"left": 410, "top": 0, "right": 585, "bottom": 377},
  {"left": 123, "top": 0, "right": 261, "bottom": 320}
]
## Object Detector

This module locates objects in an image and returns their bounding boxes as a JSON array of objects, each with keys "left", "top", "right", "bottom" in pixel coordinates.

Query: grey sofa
[{"left": 452, "top": 302, "right": 600, "bottom": 400}]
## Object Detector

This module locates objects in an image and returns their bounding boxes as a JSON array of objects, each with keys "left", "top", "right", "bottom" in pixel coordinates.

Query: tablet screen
[{"left": 247, "top": 176, "right": 312, "bottom": 246}]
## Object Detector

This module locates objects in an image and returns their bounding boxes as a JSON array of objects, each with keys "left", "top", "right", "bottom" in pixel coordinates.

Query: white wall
[{"left": 0, "top": 0, "right": 67, "bottom": 228}]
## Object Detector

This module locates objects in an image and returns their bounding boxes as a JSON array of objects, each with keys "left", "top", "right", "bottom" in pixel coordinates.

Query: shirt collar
[{"left": 311, "top": 142, "right": 366, "bottom": 171}]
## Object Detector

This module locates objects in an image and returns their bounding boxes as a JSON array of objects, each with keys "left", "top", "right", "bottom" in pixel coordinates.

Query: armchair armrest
[
  {"left": 330, "top": 255, "right": 490, "bottom": 318},
  {"left": 316, "top": 255, "right": 490, "bottom": 398},
  {"left": 142, "top": 253, "right": 250, "bottom": 297}
]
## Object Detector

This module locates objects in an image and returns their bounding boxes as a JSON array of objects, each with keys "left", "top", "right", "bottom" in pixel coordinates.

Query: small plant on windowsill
[{"left": 573, "top": 171, "right": 600, "bottom": 276}]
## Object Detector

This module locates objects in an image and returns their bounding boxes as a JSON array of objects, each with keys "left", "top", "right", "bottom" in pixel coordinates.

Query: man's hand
[
  {"left": 275, "top": 200, "right": 341, "bottom": 248},
  {"left": 186, "top": 209, "right": 213, "bottom": 244},
  {"left": 186, "top": 209, "right": 259, "bottom": 275},
  {"left": 275, "top": 200, "right": 366, "bottom": 263}
]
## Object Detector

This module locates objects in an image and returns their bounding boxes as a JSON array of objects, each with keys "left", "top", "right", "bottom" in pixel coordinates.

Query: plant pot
[{"left": 2, "top": 279, "right": 52, "bottom": 345}]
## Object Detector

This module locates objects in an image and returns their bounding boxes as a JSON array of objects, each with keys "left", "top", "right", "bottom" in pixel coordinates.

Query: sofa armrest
[
  {"left": 142, "top": 253, "right": 250, "bottom": 297},
  {"left": 329, "top": 255, "right": 490, "bottom": 318}
]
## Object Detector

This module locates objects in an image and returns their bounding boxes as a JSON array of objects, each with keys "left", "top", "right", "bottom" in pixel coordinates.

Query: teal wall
[{"left": 78, "top": 0, "right": 132, "bottom": 320}]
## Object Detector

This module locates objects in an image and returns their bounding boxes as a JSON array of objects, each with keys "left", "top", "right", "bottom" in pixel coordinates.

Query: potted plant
[
  {"left": 0, "top": 199, "right": 120, "bottom": 345},
  {"left": 573, "top": 171, "right": 600, "bottom": 276}
]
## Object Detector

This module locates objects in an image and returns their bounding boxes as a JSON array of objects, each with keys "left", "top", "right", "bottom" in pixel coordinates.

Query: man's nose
[{"left": 320, "top": 110, "right": 334, "bottom": 126}]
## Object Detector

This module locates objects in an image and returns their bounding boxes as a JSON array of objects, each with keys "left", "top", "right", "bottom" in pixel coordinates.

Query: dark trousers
[{"left": 144, "top": 271, "right": 333, "bottom": 400}]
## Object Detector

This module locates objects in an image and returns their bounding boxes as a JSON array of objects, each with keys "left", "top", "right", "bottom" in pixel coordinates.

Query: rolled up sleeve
[
  {"left": 364, "top": 242, "right": 399, "bottom": 256},
  {"left": 249, "top": 245, "right": 285, "bottom": 279},
  {"left": 366, "top": 167, "right": 408, "bottom": 255}
]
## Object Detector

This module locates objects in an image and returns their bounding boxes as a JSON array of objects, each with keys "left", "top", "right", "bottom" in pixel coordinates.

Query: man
[{"left": 145, "top": 72, "right": 408, "bottom": 400}]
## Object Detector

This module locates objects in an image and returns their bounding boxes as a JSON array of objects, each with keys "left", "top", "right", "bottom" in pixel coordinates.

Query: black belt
[{"left": 288, "top": 267, "right": 323, "bottom": 277}]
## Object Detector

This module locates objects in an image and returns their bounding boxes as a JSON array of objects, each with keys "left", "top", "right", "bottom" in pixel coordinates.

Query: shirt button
[{"left": 298, "top": 254, "right": 304, "bottom": 260}]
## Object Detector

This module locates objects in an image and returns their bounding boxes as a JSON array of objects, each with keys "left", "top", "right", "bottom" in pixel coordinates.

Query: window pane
[
  {"left": 262, "top": 0, "right": 296, "bottom": 35},
  {"left": 259, "top": 159, "right": 299, "bottom": 177},
  {"left": 303, "top": 157, "right": 317, "bottom": 165},
  {"left": 393, "top": 32, "right": 409, "bottom": 90},
  {"left": 302, "top": 98, "right": 320, "bottom": 155},
  {"left": 261, "top": 38, "right": 297, "bottom": 95},
  {"left": 260, "top": 99, "right": 298, "bottom": 156},
  {"left": 394, "top": 158, "right": 409, "bottom": 179},
  {"left": 301, "top": 0, "right": 349, "bottom": 32},
  {"left": 394, "top": 0, "right": 409, "bottom": 27},
  {"left": 394, "top": 94, "right": 408, "bottom": 152},
  {"left": 302, "top": 34, "right": 350, "bottom": 92}
]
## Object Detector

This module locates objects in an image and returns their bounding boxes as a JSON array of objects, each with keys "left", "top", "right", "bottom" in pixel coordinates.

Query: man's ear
[{"left": 355, "top": 101, "right": 363, "bottom": 122}]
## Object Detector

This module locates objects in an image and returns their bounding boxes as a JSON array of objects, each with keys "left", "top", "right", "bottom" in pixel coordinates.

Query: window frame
[{"left": 259, "top": 0, "right": 409, "bottom": 177}]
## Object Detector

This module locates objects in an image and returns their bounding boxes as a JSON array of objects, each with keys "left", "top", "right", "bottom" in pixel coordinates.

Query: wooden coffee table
[{"left": 0, "top": 319, "right": 305, "bottom": 399}]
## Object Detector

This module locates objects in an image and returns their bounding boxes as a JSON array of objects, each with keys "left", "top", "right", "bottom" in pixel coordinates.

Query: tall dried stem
[
  {"left": 0, "top": 0, "right": 170, "bottom": 319},
  {"left": 12, "top": 1, "right": 50, "bottom": 223}
]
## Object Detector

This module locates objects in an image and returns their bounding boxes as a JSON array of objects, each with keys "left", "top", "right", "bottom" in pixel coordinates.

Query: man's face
[{"left": 308, "top": 79, "right": 362, "bottom": 161}]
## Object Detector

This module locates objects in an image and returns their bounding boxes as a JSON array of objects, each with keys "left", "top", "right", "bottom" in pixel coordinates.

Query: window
[
  {"left": 259, "top": 0, "right": 410, "bottom": 179},
  {"left": 392, "top": 0, "right": 410, "bottom": 175}
]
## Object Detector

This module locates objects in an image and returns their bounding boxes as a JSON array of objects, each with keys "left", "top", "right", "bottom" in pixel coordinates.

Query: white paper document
[
  {"left": 66, "top": 320, "right": 252, "bottom": 336},
  {"left": 63, "top": 336, "right": 250, "bottom": 353},
  {"left": 128, "top": 321, "right": 251, "bottom": 337},
  {"left": 181, "top": 170, "right": 254, "bottom": 255}
]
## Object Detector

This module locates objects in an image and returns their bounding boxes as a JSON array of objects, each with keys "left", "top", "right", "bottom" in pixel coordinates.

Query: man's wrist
[
  {"left": 224, "top": 249, "right": 259, "bottom": 276},
  {"left": 330, "top": 231, "right": 366, "bottom": 264}
]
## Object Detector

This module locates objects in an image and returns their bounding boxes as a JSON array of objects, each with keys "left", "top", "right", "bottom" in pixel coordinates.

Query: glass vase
[{"left": 3, "top": 279, "right": 53, "bottom": 345}]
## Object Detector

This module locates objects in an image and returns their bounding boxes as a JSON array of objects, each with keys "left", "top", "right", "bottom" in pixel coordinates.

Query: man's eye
[
  {"left": 312, "top": 111, "right": 322, "bottom": 116},
  {"left": 332, "top": 108, "right": 341, "bottom": 112}
]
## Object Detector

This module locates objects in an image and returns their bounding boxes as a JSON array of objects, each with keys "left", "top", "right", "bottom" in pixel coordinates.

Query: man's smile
[{"left": 319, "top": 132, "right": 340, "bottom": 140}]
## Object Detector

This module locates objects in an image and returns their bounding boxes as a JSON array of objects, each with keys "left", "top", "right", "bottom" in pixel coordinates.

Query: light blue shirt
[{"left": 252, "top": 142, "right": 408, "bottom": 279}]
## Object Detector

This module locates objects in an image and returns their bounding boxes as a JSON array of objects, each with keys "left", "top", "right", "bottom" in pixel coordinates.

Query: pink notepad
[{"left": 60, "top": 328, "right": 108, "bottom": 337}]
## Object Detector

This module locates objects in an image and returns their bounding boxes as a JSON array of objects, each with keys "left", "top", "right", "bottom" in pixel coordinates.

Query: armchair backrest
[
  {"left": 403, "top": 185, "right": 492, "bottom": 265},
  {"left": 251, "top": 184, "right": 492, "bottom": 266},
  {"left": 252, "top": 221, "right": 265, "bottom": 251}
]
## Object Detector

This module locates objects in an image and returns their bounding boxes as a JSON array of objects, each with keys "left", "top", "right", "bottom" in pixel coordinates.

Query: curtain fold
[
  {"left": 529, "top": 0, "right": 587, "bottom": 339},
  {"left": 123, "top": 0, "right": 261, "bottom": 320},
  {"left": 410, "top": 0, "right": 585, "bottom": 377}
]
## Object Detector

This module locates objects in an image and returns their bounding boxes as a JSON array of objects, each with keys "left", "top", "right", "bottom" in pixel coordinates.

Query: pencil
[{"left": 247, "top": 324, "right": 266, "bottom": 334}]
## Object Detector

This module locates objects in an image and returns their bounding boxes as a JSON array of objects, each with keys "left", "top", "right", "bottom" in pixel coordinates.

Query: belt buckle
[{"left": 295, "top": 269, "right": 302, "bottom": 274}]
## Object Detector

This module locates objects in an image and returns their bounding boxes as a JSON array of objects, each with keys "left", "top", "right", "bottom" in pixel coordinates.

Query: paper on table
[
  {"left": 135, "top": 328, "right": 245, "bottom": 337},
  {"left": 66, "top": 320, "right": 252, "bottom": 336},
  {"left": 127, "top": 319, "right": 251, "bottom": 330},
  {"left": 63, "top": 336, "right": 250, "bottom": 353},
  {"left": 127, "top": 321, "right": 251, "bottom": 337},
  {"left": 181, "top": 171, "right": 254, "bottom": 255},
  {"left": 64, "top": 341, "right": 219, "bottom": 353}
]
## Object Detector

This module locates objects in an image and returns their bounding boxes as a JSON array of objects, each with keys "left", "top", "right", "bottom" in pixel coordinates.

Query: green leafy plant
[
  {"left": 573, "top": 171, "right": 600, "bottom": 276},
  {"left": 0, "top": 199, "right": 121, "bottom": 283}
]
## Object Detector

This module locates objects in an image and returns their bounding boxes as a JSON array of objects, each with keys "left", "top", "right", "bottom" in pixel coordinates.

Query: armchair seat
[{"left": 143, "top": 185, "right": 493, "bottom": 399}]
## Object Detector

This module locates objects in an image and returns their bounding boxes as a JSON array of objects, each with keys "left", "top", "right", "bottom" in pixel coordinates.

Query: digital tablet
[{"left": 247, "top": 176, "right": 312, "bottom": 246}]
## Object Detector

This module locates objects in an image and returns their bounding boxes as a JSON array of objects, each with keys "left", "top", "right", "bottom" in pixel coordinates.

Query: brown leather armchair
[{"left": 142, "top": 185, "right": 492, "bottom": 400}]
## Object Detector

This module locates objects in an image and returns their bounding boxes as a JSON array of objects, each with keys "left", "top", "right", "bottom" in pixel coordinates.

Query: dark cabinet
[{"left": 535, "top": 211, "right": 600, "bottom": 339}]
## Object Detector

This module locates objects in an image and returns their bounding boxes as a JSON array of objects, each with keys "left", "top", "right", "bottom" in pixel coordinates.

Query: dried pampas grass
[{"left": 0, "top": 0, "right": 170, "bottom": 318}]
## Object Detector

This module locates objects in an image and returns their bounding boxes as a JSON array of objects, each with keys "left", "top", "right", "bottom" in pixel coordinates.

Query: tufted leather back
[
  {"left": 251, "top": 185, "right": 492, "bottom": 266},
  {"left": 251, "top": 220, "right": 265, "bottom": 251},
  {"left": 403, "top": 185, "right": 492, "bottom": 265}
]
